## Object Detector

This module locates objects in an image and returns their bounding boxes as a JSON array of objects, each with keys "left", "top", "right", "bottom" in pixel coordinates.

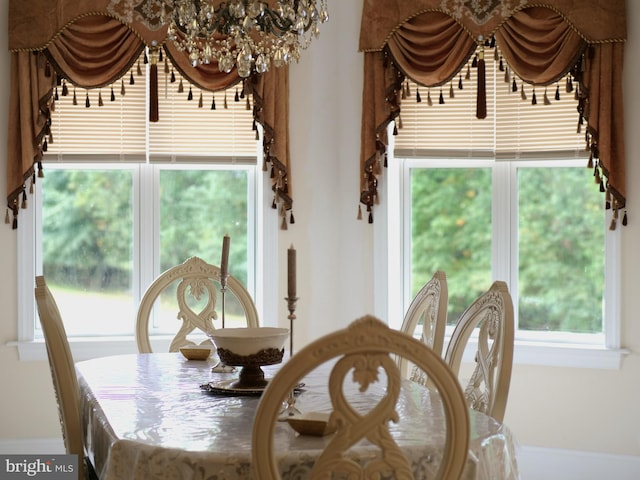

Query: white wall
[{"left": 1, "top": 0, "right": 639, "bottom": 467}]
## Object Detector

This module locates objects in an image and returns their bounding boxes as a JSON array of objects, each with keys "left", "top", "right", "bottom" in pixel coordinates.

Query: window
[
  {"left": 15, "top": 53, "right": 276, "bottom": 359},
  {"left": 376, "top": 50, "right": 624, "bottom": 368}
]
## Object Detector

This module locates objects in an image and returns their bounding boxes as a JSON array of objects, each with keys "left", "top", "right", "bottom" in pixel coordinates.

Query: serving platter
[{"left": 200, "top": 380, "right": 305, "bottom": 397}]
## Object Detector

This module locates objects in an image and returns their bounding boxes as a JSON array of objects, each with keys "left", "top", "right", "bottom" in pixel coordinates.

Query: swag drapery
[
  {"left": 359, "top": 0, "right": 627, "bottom": 228},
  {"left": 6, "top": 0, "right": 292, "bottom": 229}
]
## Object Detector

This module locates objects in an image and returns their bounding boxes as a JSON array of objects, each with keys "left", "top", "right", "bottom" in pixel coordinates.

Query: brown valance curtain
[
  {"left": 359, "top": 0, "right": 627, "bottom": 228},
  {"left": 6, "top": 0, "right": 292, "bottom": 229}
]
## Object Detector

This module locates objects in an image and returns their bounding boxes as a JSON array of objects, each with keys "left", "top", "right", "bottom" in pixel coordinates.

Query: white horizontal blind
[
  {"left": 395, "top": 47, "right": 586, "bottom": 158},
  {"left": 395, "top": 52, "right": 496, "bottom": 156},
  {"left": 47, "top": 66, "right": 147, "bottom": 159},
  {"left": 46, "top": 52, "right": 257, "bottom": 163},
  {"left": 149, "top": 67, "right": 257, "bottom": 162}
]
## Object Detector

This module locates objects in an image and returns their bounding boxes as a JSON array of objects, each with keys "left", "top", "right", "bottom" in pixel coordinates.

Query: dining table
[{"left": 75, "top": 352, "right": 520, "bottom": 479}]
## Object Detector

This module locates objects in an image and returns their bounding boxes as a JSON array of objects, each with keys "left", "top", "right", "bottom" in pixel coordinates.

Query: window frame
[
  {"left": 374, "top": 147, "right": 627, "bottom": 369},
  {"left": 13, "top": 160, "right": 278, "bottom": 361}
]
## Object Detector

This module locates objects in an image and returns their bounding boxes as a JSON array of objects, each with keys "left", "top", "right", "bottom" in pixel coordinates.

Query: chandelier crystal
[{"left": 165, "top": 0, "right": 329, "bottom": 77}]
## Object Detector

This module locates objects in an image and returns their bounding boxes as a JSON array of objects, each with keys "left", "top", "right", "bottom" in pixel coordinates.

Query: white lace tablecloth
[{"left": 76, "top": 353, "right": 519, "bottom": 479}]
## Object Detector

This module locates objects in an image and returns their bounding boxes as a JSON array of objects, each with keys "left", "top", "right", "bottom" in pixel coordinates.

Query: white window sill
[
  {"left": 458, "top": 338, "right": 629, "bottom": 370},
  {"left": 7, "top": 337, "right": 630, "bottom": 369}
]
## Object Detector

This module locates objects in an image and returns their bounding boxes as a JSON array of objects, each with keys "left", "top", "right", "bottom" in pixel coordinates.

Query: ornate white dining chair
[
  {"left": 252, "top": 315, "right": 470, "bottom": 480},
  {"left": 444, "top": 280, "right": 514, "bottom": 423},
  {"left": 136, "top": 256, "right": 259, "bottom": 353},
  {"left": 397, "top": 270, "right": 448, "bottom": 386},
  {"left": 34, "top": 276, "right": 98, "bottom": 480}
]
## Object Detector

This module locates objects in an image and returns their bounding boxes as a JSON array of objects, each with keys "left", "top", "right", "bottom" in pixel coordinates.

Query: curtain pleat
[
  {"left": 387, "top": 12, "right": 475, "bottom": 88},
  {"left": 7, "top": 10, "right": 292, "bottom": 229},
  {"left": 249, "top": 67, "right": 293, "bottom": 225},
  {"left": 6, "top": 51, "right": 55, "bottom": 228},
  {"left": 495, "top": 7, "right": 585, "bottom": 85},
  {"left": 44, "top": 16, "right": 145, "bottom": 88},
  {"left": 359, "top": 3, "right": 627, "bottom": 226}
]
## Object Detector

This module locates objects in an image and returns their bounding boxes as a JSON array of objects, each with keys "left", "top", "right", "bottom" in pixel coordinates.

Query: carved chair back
[
  {"left": 444, "top": 280, "right": 514, "bottom": 422},
  {"left": 252, "top": 315, "right": 470, "bottom": 479},
  {"left": 136, "top": 256, "right": 258, "bottom": 353},
  {"left": 397, "top": 270, "right": 448, "bottom": 386},
  {"left": 35, "top": 275, "right": 94, "bottom": 480}
]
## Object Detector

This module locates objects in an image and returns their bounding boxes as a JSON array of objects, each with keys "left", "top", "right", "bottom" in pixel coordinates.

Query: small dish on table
[
  {"left": 287, "top": 412, "right": 335, "bottom": 437},
  {"left": 179, "top": 345, "right": 213, "bottom": 361}
]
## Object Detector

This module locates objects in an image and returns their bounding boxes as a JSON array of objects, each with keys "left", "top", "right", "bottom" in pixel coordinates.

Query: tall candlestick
[
  {"left": 287, "top": 245, "right": 296, "bottom": 299},
  {"left": 220, "top": 234, "right": 230, "bottom": 280}
]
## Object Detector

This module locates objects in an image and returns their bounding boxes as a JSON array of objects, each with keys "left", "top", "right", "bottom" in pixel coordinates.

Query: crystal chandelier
[{"left": 166, "top": 0, "right": 329, "bottom": 77}]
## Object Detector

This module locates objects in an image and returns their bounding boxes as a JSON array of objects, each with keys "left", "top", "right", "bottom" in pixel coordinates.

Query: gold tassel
[
  {"left": 543, "top": 88, "right": 551, "bottom": 105},
  {"left": 98, "top": 90, "right": 104, "bottom": 106},
  {"left": 21, "top": 191, "right": 27, "bottom": 209},
  {"left": 566, "top": 76, "right": 573, "bottom": 93},
  {"left": 465, "top": 64, "right": 471, "bottom": 80},
  {"left": 137, "top": 61, "right": 142, "bottom": 76},
  {"left": 401, "top": 82, "right": 407, "bottom": 100},
  {"left": 178, "top": 78, "right": 183, "bottom": 93},
  {"left": 357, "top": 204, "right": 362, "bottom": 220},
  {"left": 281, "top": 214, "right": 288, "bottom": 230},
  {"left": 609, "top": 217, "right": 617, "bottom": 230},
  {"left": 224, "top": 91, "right": 228, "bottom": 109},
  {"left": 121, "top": 79, "right": 126, "bottom": 96},
  {"left": 246, "top": 96, "right": 251, "bottom": 110},
  {"left": 4, "top": 208, "right": 9, "bottom": 225},
  {"left": 449, "top": 83, "right": 454, "bottom": 99},
  {"left": 520, "top": 83, "right": 526, "bottom": 100},
  {"left": 164, "top": 58, "right": 170, "bottom": 74},
  {"left": 504, "top": 67, "right": 510, "bottom": 84},
  {"left": 72, "top": 88, "right": 77, "bottom": 105},
  {"left": 198, "top": 92, "right": 203, "bottom": 108},
  {"left": 427, "top": 90, "right": 433, "bottom": 106}
]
